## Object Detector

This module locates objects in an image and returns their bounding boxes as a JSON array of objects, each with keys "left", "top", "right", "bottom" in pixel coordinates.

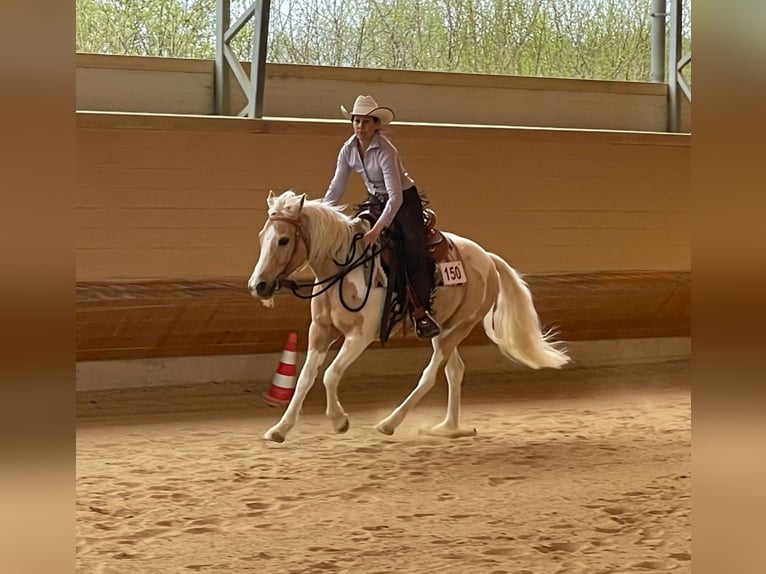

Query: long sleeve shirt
[{"left": 323, "top": 132, "right": 416, "bottom": 228}]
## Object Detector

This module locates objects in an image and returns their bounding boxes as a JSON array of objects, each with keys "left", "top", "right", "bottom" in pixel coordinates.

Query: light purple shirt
[{"left": 323, "top": 132, "right": 416, "bottom": 228}]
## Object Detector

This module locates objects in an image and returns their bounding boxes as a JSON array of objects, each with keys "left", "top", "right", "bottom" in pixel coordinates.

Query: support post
[
  {"left": 650, "top": 0, "right": 667, "bottom": 83},
  {"left": 215, "top": 0, "right": 270, "bottom": 118},
  {"left": 248, "top": 0, "right": 271, "bottom": 118},
  {"left": 668, "top": 0, "right": 682, "bottom": 132},
  {"left": 215, "top": 0, "right": 230, "bottom": 115}
]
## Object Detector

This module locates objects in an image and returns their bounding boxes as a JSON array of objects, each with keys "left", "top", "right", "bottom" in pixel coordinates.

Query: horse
[{"left": 248, "top": 190, "right": 569, "bottom": 443}]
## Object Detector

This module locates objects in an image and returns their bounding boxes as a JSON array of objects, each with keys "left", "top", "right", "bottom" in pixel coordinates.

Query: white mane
[{"left": 270, "top": 192, "right": 364, "bottom": 264}]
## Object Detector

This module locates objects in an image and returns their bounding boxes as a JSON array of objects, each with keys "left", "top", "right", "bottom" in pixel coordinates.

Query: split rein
[{"left": 271, "top": 215, "right": 388, "bottom": 313}]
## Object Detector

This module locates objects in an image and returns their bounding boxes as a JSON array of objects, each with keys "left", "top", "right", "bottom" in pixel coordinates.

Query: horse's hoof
[
  {"left": 263, "top": 430, "right": 285, "bottom": 443},
  {"left": 335, "top": 417, "right": 350, "bottom": 434},
  {"left": 374, "top": 422, "right": 395, "bottom": 436},
  {"left": 420, "top": 425, "right": 477, "bottom": 439}
]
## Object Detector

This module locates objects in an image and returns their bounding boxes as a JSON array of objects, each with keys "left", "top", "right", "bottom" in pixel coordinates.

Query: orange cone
[{"left": 262, "top": 332, "right": 298, "bottom": 408}]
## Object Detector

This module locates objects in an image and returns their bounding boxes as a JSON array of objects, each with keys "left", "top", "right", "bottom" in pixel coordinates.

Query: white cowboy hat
[{"left": 340, "top": 95, "right": 395, "bottom": 126}]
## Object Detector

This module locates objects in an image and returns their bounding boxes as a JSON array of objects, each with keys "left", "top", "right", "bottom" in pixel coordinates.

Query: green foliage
[
  {"left": 76, "top": 0, "right": 692, "bottom": 82},
  {"left": 77, "top": 0, "right": 217, "bottom": 59}
]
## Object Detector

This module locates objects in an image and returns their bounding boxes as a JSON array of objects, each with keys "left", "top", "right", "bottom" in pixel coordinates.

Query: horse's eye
[{"left": 278, "top": 237, "right": 290, "bottom": 246}]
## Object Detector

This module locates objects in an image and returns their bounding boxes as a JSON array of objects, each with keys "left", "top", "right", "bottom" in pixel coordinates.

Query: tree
[
  {"left": 77, "top": 0, "right": 217, "bottom": 58},
  {"left": 76, "top": 0, "right": 692, "bottom": 83}
]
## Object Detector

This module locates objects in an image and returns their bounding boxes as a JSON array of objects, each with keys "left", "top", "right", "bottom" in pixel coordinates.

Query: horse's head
[{"left": 248, "top": 190, "right": 310, "bottom": 300}]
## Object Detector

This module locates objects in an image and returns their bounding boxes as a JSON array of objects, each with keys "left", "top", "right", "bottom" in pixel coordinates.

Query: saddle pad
[{"left": 432, "top": 237, "right": 464, "bottom": 287}]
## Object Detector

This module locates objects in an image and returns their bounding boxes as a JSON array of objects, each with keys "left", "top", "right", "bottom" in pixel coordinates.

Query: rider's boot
[
  {"left": 414, "top": 308, "right": 440, "bottom": 339},
  {"left": 404, "top": 260, "right": 440, "bottom": 340}
]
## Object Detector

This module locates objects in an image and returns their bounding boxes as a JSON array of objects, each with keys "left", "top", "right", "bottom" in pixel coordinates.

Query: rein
[{"left": 271, "top": 214, "right": 388, "bottom": 313}]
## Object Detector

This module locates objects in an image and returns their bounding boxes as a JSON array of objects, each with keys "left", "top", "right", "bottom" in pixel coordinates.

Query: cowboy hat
[{"left": 340, "top": 95, "right": 395, "bottom": 126}]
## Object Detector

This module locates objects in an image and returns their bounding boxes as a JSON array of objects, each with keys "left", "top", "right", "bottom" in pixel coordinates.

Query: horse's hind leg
[
  {"left": 375, "top": 325, "right": 474, "bottom": 436},
  {"left": 374, "top": 347, "right": 448, "bottom": 436},
  {"left": 420, "top": 348, "right": 477, "bottom": 438},
  {"left": 323, "top": 335, "right": 371, "bottom": 433}
]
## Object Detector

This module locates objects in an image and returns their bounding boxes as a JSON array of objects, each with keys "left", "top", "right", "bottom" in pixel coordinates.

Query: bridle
[{"left": 268, "top": 214, "right": 310, "bottom": 265}]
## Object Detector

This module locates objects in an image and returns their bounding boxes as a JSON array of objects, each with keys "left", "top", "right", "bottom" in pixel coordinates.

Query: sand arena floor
[{"left": 76, "top": 360, "right": 690, "bottom": 574}]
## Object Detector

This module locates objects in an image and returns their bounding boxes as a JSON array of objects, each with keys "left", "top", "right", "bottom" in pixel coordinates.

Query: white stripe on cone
[
  {"left": 262, "top": 332, "right": 299, "bottom": 407},
  {"left": 271, "top": 372, "right": 295, "bottom": 390}
]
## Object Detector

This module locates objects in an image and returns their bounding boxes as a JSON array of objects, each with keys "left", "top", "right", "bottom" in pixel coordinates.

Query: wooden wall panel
[
  {"left": 77, "top": 113, "right": 690, "bottom": 281},
  {"left": 76, "top": 272, "right": 690, "bottom": 361},
  {"left": 76, "top": 54, "right": 683, "bottom": 132}
]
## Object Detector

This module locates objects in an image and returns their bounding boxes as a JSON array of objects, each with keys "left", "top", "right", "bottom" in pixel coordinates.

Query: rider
[{"left": 322, "top": 95, "right": 441, "bottom": 340}]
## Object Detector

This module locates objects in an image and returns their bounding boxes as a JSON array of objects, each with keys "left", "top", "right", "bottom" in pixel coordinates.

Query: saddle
[
  {"left": 423, "top": 208, "right": 450, "bottom": 263},
  {"left": 356, "top": 194, "right": 451, "bottom": 344}
]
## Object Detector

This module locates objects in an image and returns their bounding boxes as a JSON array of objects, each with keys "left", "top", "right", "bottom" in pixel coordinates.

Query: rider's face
[{"left": 353, "top": 115, "right": 378, "bottom": 140}]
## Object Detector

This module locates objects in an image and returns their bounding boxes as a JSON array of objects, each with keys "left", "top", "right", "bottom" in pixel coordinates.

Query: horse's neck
[{"left": 304, "top": 211, "right": 365, "bottom": 278}]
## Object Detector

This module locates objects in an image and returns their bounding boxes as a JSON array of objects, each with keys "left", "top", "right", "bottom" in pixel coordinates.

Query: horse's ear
[
  {"left": 267, "top": 190, "right": 276, "bottom": 208},
  {"left": 298, "top": 194, "right": 306, "bottom": 209}
]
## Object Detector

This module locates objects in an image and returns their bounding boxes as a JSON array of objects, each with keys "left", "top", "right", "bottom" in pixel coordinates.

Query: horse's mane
[{"left": 271, "top": 192, "right": 361, "bottom": 263}]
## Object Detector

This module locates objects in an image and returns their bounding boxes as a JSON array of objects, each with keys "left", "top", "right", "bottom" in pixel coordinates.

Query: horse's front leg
[
  {"left": 323, "top": 335, "right": 373, "bottom": 433},
  {"left": 263, "top": 323, "right": 338, "bottom": 443}
]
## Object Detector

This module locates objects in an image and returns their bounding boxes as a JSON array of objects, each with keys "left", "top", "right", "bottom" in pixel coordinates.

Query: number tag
[{"left": 439, "top": 261, "right": 467, "bottom": 286}]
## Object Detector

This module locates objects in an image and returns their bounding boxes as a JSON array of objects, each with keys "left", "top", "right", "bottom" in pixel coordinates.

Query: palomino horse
[{"left": 248, "top": 190, "right": 569, "bottom": 443}]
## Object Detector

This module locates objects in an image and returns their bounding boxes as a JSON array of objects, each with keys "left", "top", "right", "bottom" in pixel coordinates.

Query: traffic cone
[{"left": 262, "top": 332, "right": 298, "bottom": 408}]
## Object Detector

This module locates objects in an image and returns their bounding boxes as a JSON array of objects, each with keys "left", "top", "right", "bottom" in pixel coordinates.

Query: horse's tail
[{"left": 483, "top": 253, "right": 570, "bottom": 370}]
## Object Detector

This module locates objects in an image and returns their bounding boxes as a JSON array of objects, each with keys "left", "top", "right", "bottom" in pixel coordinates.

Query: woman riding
[{"left": 322, "top": 95, "right": 441, "bottom": 340}]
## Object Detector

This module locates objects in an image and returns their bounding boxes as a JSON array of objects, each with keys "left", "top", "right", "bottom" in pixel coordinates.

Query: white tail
[{"left": 483, "top": 253, "right": 570, "bottom": 370}]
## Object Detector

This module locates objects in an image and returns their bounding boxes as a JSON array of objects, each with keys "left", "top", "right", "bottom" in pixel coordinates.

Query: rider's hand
[{"left": 362, "top": 225, "right": 383, "bottom": 246}]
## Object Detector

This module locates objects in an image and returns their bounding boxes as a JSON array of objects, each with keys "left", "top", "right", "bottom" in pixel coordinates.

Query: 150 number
[
  {"left": 445, "top": 265, "right": 462, "bottom": 281},
  {"left": 439, "top": 261, "right": 467, "bottom": 285}
]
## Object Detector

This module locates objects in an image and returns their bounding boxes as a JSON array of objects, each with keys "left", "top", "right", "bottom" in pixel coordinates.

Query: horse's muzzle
[{"left": 248, "top": 279, "right": 277, "bottom": 299}]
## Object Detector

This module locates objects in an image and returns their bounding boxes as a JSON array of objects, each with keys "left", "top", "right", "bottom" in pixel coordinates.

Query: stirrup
[{"left": 415, "top": 312, "right": 440, "bottom": 340}]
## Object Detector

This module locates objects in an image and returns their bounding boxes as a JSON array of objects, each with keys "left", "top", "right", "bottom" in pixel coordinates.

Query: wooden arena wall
[
  {"left": 76, "top": 54, "right": 691, "bottom": 133},
  {"left": 76, "top": 112, "right": 690, "bottom": 361}
]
